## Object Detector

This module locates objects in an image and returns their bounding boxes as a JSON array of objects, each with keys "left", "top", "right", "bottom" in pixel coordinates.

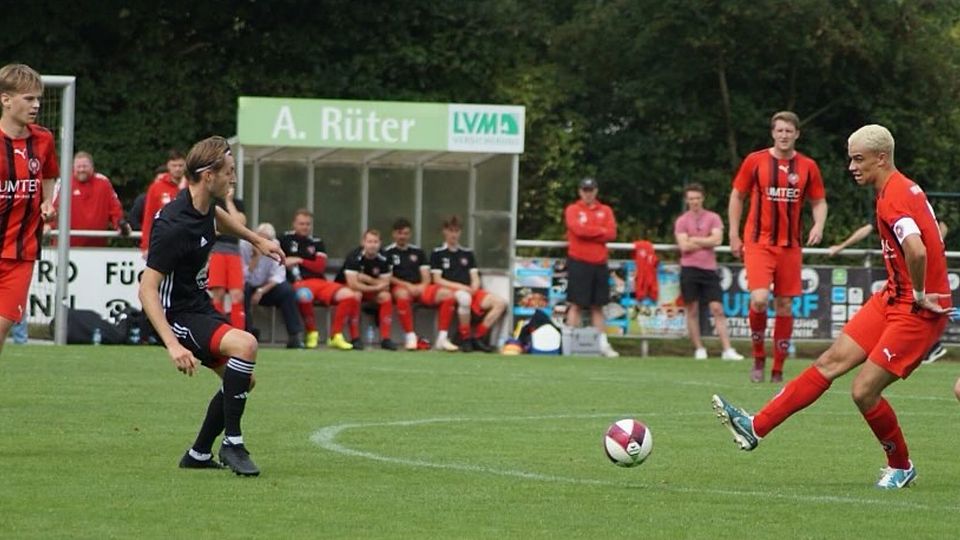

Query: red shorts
[
  {"left": 391, "top": 283, "right": 442, "bottom": 306},
  {"left": 0, "top": 259, "right": 34, "bottom": 322},
  {"left": 843, "top": 293, "right": 948, "bottom": 379},
  {"left": 294, "top": 278, "right": 344, "bottom": 305},
  {"left": 743, "top": 244, "right": 802, "bottom": 296},
  {"left": 471, "top": 288, "right": 490, "bottom": 317},
  {"left": 207, "top": 252, "right": 244, "bottom": 289}
]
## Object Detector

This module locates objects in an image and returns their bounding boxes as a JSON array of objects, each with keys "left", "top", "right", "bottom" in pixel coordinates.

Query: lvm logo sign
[{"left": 447, "top": 105, "right": 524, "bottom": 153}]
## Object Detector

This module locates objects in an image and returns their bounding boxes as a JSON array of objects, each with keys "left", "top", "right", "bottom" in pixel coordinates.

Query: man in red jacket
[
  {"left": 564, "top": 177, "right": 619, "bottom": 357},
  {"left": 140, "top": 149, "right": 186, "bottom": 253},
  {"left": 50, "top": 151, "right": 128, "bottom": 247}
]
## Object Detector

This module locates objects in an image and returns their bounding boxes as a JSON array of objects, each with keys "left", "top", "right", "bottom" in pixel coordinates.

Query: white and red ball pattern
[{"left": 603, "top": 418, "right": 653, "bottom": 467}]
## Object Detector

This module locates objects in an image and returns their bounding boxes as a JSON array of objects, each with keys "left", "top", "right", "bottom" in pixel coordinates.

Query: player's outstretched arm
[
  {"left": 214, "top": 206, "right": 284, "bottom": 264},
  {"left": 828, "top": 223, "right": 874, "bottom": 256},
  {"left": 139, "top": 268, "right": 199, "bottom": 375}
]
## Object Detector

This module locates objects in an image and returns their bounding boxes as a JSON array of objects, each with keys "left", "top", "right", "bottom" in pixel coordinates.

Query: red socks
[
  {"left": 459, "top": 324, "right": 471, "bottom": 340},
  {"left": 297, "top": 300, "right": 317, "bottom": 333},
  {"left": 749, "top": 307, "right": 767, "bottom": 363},
  {"left": 396, "top": 297, "right": 414, "bottom": 333},
  {"left": 862, "top": 398, "right": 910, "bottom": 469},
  {"left": 438, "top": 297, "right": 455, "bottom": 332},
  {"left": 378, "top": 300, "right": 393, "bottom": 339},
  {"left": 213, "top": 299, "right": 225, "bottom": 314},
  {"left": 753, "top": 365, "right": 831, "bottom": 438},
  {"left": 475, "top": 323, "right": 490, "bottom": 338},
  {"left": 230, "top": 305, "right": 246, "bottom": 331},
  {"left": 772, "top": 315, "right": 793, "bottom": 376}
]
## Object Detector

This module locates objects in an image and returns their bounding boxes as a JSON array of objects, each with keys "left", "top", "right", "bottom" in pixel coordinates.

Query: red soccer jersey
[
  {"left": 0, "top": 124, "right": 60, "bottom": 261},
  {"left": 140, "top": 173, "right": 181, "bottom": 251},
  {"left": 54, "top": 172, "right": 124, "bottom": 247},
  {"left": 875, "top": 171, "right": 950, "bottom": 305},
  {"left": 732, "top": 149, "right": 826, "bottom": 247}
]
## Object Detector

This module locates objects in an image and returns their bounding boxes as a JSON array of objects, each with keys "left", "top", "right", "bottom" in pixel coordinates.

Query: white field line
[{"left": 311, "top": 413, "right": 956, "bottom": 511}]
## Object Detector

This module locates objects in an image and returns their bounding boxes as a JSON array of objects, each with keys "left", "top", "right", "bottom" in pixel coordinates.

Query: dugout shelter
[{"left": 233, "top": 97, "right": 525, "bottom": 337}]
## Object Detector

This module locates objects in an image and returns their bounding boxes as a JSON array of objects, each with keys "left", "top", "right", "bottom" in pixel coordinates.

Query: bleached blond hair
[
  {"left": 256, "top": 222, "right": 277, "bottom": 240},
  {"left": 848, "top": 124, "right": 895, "bottom": 162}
]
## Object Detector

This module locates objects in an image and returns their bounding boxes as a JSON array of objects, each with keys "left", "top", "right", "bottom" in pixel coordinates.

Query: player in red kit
[
  {"left": 49, "top": 151, "right": 128, "bottom": 247},
  {"left": 140, "top": 149, "right": 186, "bottom": 253},
  {"left": 0, "top": 64, "right": 59, "bottom": 356},
  {"left": 713, "top": 124, "right": 954, "bottom": 489},
  {"left": 728, "top": 111, "right": 828, "bottom": 383}
]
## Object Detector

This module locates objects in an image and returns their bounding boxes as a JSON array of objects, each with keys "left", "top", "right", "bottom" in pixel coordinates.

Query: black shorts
[
  {"left": 167, "top": 305, "right": 232, "bottom": 369},
  {"left": 566, "top": 257, "right": 610, "bottom": 307},
  {"left": 680, "top": 266, "right": 722, "bottom": 305}
]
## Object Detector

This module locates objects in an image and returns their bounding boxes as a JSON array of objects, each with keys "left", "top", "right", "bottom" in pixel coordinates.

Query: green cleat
[{"left": 711, "top": 394, "right": 760, "bottom": 451}]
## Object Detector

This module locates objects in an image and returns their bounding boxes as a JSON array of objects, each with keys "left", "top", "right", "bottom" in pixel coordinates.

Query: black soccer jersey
[
  {"left": 383, "top": 243, "right": 428, "bottom": 284},
  {"left": 146, "top": 189, "right": 217, "bottom": 313},
  {"left": 279, "top": 232, "right": 327, "bottom": 282},
  {"left": 336, "top": 246, "right": 392, "bottom": 283},
  {"left": 430, "top": 245, "right": 477, "bottom": 286}
]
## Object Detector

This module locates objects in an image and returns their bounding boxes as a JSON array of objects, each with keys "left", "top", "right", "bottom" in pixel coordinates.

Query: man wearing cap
[{"left": 564, "top": 177, "right": 619, "bottom": 357}]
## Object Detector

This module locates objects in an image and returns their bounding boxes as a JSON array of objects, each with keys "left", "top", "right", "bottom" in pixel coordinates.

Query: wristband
[{"left": 913, "top": 288, "right": 925, "bottom": 302}]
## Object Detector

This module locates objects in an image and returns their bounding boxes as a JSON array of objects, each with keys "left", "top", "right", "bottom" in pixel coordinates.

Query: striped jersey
[
  {"left": 732, "top": 149, "right": 825, "bottom": 247},
  {"left": 0, "top": 124, "right": 59, "bottom": 260}
]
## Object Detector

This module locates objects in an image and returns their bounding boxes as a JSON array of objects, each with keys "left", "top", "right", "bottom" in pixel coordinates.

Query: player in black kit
[
  {"left": 139, "top": 136, "right": 284, "bottom": 476},
  {"left": 336, "top": 229, "right": 398, "bottom": 350}
]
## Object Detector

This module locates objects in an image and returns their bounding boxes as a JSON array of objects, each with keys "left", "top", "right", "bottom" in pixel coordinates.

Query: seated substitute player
[
  {"left": 712, "top": 124, "right": 954, "bottom": 489},
  {"left": 279, "top": 209, "right": 360, "bottom": 350},
  {"left": 430, "top": 216, "right": 507, "bottom": 352},
  {"left": 336, "top": 229, "right": 398, "bottom": 351},
  {"left": 384, "top": 217, "right": 459, "bottom": 352},
  {"left": 139, "top": 136, "right": 285, "bottom": 476}
]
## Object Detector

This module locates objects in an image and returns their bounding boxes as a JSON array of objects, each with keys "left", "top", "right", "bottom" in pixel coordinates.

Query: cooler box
[{"left": 561, "top": 327, "right": 602, "bottom": 356}]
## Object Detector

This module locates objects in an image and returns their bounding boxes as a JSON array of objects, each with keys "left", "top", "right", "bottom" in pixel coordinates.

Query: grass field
[{"left": 2, "top": 344, "right": 959, "bottom": 539}]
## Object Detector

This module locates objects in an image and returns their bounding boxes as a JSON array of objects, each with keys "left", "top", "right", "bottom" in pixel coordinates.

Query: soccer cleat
[
  {"left": 921, "top": 342, "right": 946, "bottom": 365},
  {"left": 304, "top": 330, "right": 319, "bottom": 349},
  {"left": 381, "top": 338, "right": 398, "bottom": 351},
  {"left": 711, "top": 394, "right": 760, "bottom": 451},
  {"left": 219, "top": 443, "right": 260, "bottom": 477},
  {"left": 459, "top": 338, "right": 474, "bottom": 353},
  {"left": 435, "top": 337, "right": 459, "bottom": 352},
  {"left": 286, "top": 333, "right": 305, "bottom": 349},
  {"left": 694, "top": 347, "right": 708, "bottom": 360},
  {"left": 350, "top": 338, "right": 364, "bottom": 351},
  {"left": 416, "top": 337, "right": 432, "bottom": 350},
  {"left": 327, "top": 333, "right": 354, "bottom": 350},
  {"left": 770, "top": 371, "right": 784, "bottom": 383},
  {"left": 750, "top": 367, "right": 764, "bottom": 383},
  {"left": 721, "top": 348, "right": 744, "bottom": 361},
  {"left": 472, "top": 338, "right": 494, "bottom": 353},
  {"left": 876, "top": 461, "right": 917, "bottom": 489},
  {"left": 405, "top": 334, "right": 419, "bottom": 351},
  {"left": 178, "top": 452, "right": 226, "bottom": 470},
  {"left": 601, "top": 344, "right": 620, "bottom": 358}
]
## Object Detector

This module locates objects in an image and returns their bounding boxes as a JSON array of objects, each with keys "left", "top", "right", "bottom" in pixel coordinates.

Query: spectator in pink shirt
[{"left": 674, "top": 183, "right": 742, "bottom": 361}]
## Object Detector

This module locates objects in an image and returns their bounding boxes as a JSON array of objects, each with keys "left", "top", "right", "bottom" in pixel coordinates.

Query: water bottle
[
  {"left": 92, "top": 327, "right": 102, "bottom": 346},
  {"left": 129, "top": 326, "right": 141, "bottom": 345},
  {"left": 365, "top": 324, "right": 376, "bottom": 345}
]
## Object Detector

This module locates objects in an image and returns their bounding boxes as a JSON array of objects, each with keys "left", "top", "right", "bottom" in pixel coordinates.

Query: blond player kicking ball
[{"left": 712, "top": 124, "right": 954, "bottom": 489}]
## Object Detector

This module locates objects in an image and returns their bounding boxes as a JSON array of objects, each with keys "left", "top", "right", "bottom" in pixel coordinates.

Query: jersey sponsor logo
[
  {"left": 0, "top": 178, "right": 40, "bottom": 199},
  {"left": 442, "top": 257, "right": 451, "bottom": 269},
  {"left": 196, "top": 259, "right": 209, "bottom": 290},
  {"left": 765, "top": 186, "right": 801, "bottom": 202},
  {"left": 391, "top": 254, "right": 401, "bottom": 266},
  {"left": 289, "top": 240, "right": 299, "bottom": 253},
  {"left": 880, "top": 238, "right": 897, "bottom": 259}
]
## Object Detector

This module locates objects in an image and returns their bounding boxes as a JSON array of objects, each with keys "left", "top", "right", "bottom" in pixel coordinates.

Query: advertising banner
[{"left": 513, "top": 257, "right": 960, "bottom": 343}]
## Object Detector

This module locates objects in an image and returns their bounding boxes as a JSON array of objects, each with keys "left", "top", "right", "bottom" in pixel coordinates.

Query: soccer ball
[{"left": 603, "top": 418, "right": 653, "bottom": 467}]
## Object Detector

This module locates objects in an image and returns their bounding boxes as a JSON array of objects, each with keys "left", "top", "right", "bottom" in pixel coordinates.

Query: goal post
[{"left": 40, "top": 74, "right": 76, "bottom": 345}]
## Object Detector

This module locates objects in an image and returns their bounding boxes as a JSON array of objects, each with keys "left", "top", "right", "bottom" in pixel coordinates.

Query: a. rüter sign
[{"left": 238, "top": 97, "right": 525, "bottom": 154}]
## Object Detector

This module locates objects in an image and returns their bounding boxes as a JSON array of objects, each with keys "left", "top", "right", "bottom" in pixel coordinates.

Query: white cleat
[
  {"left": 601, "top": 344, "right": 620, "bottom": 358},
  {"left": 721, "top": 348, "right": 744, "bottom": 361},
  {"left": 405, "top": 333, "right": 419, "bottom": 351},
  {"left": 694, "top": 347, "right": 708, "bottom": 360},
  {"left": 435, "top": 337, "right": 460, "bottom": 352}
]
